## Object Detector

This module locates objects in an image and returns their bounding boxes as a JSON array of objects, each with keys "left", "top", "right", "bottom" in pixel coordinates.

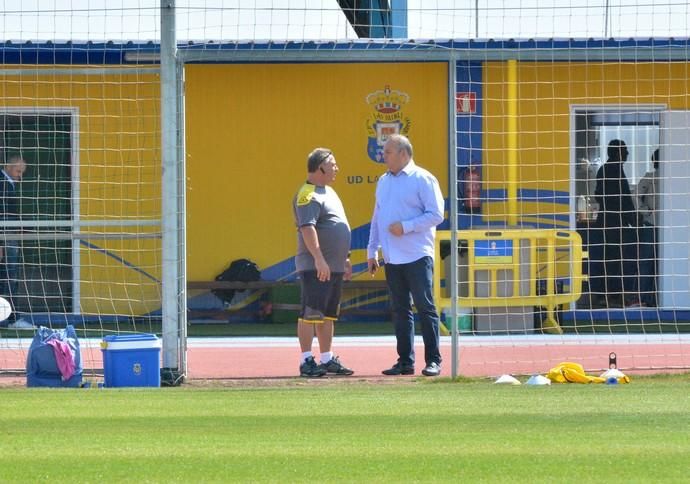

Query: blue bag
[{"left": 26, "top": 325, "right": 83, "bottom": 387}]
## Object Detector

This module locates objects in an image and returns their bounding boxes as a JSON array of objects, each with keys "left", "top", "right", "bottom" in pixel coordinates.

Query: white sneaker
[{"left": 7, "top": 319, "right": 35, "bottom": 329}]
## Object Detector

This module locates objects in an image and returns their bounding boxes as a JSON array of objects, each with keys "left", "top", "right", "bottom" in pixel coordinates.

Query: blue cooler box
[{"left": 101, "top": 334, "right": 161, "bottom": 387}]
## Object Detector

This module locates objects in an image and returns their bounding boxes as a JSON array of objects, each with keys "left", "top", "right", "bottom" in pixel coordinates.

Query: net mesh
[{"left": 2, "top": 1, "right": 690, "bottom": 380}]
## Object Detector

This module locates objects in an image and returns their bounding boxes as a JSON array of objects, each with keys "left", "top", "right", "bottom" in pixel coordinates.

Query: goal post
[{"left": 160, "top": 0, "right": 186, "bottom": 385}]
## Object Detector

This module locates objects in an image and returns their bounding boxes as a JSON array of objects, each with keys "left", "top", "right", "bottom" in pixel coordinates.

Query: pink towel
[{"left": 46, "top": 339, "right": 76, "bottom": 381}]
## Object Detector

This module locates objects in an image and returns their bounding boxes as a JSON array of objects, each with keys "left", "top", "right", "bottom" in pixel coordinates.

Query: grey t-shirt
[{"left": 293, "top": 182, "right": 351, "bottom": 272}]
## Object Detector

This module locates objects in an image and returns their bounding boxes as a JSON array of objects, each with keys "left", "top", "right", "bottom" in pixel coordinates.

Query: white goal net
[{"left": 2, "top": 1, "right": 690, "bottom": 381}]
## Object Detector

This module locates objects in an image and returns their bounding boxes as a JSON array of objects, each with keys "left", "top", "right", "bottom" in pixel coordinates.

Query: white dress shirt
[{"left": 367, "top": 160, "right": 444, "bottom": 264}]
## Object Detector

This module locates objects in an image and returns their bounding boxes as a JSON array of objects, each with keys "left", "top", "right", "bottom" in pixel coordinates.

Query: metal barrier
[{"left": 434, "top": 229, "right": 587, "bottom": 334}]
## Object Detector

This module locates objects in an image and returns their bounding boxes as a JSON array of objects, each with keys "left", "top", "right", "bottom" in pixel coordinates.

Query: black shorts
[{"left": 299, "top": 270, "right": 344, "bottom": 323}]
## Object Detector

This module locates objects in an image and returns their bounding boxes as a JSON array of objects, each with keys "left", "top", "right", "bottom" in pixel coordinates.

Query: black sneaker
[
  {"left": 320, "top": 356, "right": 354, "bottom": 376},
  {"left": 300, "top": 356, "right": 327, "bottom": 378},
  {"left": 382, "top": 363, "right": 415, "bottom": 376}
]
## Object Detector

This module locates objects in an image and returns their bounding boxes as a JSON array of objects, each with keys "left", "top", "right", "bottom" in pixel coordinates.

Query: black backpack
[{"left": 212, "top": 258, "right": 261, "bottom": 304}]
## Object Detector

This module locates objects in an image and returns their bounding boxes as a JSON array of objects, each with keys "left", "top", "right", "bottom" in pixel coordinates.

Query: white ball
[{"left": 0, "top": 297, "right": 12, "bottom": 322}]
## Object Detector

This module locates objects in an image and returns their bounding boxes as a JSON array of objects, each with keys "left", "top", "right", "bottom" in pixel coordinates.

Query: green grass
[{"left": 1, "top": 374, "right": 690, "bottom": 482}]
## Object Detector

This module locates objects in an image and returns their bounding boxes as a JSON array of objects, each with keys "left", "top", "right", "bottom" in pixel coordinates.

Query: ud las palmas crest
[{"left": 366, "top": 85, "right": 411, "bottom": 163}]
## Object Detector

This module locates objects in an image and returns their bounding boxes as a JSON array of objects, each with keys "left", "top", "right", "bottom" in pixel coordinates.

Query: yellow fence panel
[{"left": 435, "top": 229, "right": 587, "bottom": 334}]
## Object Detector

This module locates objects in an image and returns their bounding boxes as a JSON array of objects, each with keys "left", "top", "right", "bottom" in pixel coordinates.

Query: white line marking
[{"left": 3, "top": 334, "right": 690, "bottom": 351}]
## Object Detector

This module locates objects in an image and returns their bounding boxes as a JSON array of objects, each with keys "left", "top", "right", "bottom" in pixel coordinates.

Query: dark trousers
[
  {"left": 601, "top": 227, "right": 628, "bottom": 298},
  {"left": 636, "top": 225, "right": 657, "bottom": 306},
  {"left": 593, "top": 225, "right": 655, "bottom": 305},
  {"left": 384, "top": 256, "right": 441, "bottom": 367},
  {"left": 0, "top": 244, "right": 20, "bottom": 323}
]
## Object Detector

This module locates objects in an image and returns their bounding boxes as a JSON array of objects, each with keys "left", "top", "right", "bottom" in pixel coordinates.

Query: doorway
[
  {"left": 1, "top": 110, "right": 77, "bottom": 314},
  {"left": 570, "top": 105, "right": 664, "bottom": 309}
]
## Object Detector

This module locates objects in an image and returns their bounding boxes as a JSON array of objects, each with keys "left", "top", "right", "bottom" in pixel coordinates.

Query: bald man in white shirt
[{"left": 367, "top": 134, "right": 445, "bottom": 377}]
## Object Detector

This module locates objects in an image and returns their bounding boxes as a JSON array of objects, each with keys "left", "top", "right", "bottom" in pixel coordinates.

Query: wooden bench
[
  {"left": 187, "top": 279, "right": 389, "bottom": 315},
  {"left": 187, "top": 280, "right": 388, "bottom": 291},
  {"left": 188, "top": 280, "right": 294, "bottom": 291}
]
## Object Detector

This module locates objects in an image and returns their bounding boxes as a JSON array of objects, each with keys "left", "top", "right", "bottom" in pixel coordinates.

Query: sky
[{"left": 0, "top": 0, "right": 689, "bottom": 42}]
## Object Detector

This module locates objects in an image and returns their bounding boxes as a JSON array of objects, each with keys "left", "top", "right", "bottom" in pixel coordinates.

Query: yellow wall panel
[
  {"left": 0, "top": 68, "right": 161, "bottom": 315},
  {"left": 185, "top": 62, "right": 449, "bottom": 281},
  {"left": 79, "top": 237, "right": 162, "bottom": 315},
  {"left": 7, "top": 59, "right": 688, "bottom": 314}
]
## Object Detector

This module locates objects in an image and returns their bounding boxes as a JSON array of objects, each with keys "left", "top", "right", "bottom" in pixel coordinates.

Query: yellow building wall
[
  {"left": 6, "top": 60, "right": 687, "bottom": 315},
  {"left": 0, "top": 69, "right": 161, "bottom": 315},
  {"left": 482, "top": 61, "right": 690, "bottom": 222},
  {"left": 185, "top": 63, "right": 449, "bottom": 282}
]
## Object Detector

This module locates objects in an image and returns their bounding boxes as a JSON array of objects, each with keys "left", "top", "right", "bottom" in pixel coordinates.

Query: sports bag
[{"left": 212, "top": 258, "right": 261, "bottom": 304}]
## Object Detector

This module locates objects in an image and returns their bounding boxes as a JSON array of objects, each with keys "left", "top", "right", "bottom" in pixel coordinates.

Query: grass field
[{"left": 1, "top": 374, "right": 689, "bottom": 482}]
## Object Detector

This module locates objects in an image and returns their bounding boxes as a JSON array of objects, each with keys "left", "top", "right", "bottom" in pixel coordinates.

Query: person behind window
[
  {"left": 594, "top": 139, "right": 644, "bottom": 308},
  {"left": 636, "top": 148, "right": 659, "bottom": 226},
  {"left": 635, "top": 148, "right": 660, "bottom": 306},
  {"left": 0, "top": 155, "right": 33, "bottom": 329}
]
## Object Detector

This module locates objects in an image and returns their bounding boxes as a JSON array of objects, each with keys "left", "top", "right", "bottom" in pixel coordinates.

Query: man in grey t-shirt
[{"left": 292, "top": 147, "right": 354, "bottom": 377}]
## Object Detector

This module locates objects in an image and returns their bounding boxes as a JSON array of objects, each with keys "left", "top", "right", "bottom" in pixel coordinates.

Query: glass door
[{"left": 1, "top": 112, "right": 74, "bottom": 314}]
